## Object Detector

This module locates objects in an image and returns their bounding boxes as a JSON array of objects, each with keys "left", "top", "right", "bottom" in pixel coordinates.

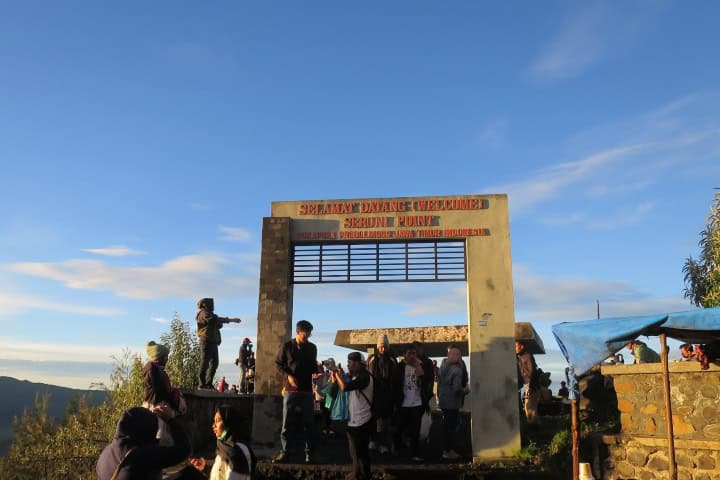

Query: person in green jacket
[
  {"left": 626, "top": 340, "right": 661, "bottom": 364},
  {"left": 196, "top": 298, "right": 241, "bottom": 389}
]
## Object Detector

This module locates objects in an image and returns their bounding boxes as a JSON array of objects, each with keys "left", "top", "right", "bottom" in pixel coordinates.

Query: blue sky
[{"left": 1, "top": 1, "right": 719, "bottom": 389}]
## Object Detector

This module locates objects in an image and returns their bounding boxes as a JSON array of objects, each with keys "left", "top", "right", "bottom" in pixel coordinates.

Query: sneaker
[
  {"left": 442, "top": 450, "right": 460, "bottom": 460},
  {"left": 272, "top": 452, "right": 287, "bottom": 463},
  {"left": 305, "top": 452, "right": 313, "bottom": 464},
  {"left": 368, "top": 441, "right": 378, "bottom": 451},
  {"left": 378, "top": 445, "right": 389, "bottom": 455},
  {"left": 411, "top": 456, "right": 424, "bottom": 463}
]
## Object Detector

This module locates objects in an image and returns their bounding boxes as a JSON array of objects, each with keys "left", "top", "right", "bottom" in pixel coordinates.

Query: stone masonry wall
[
  {"left": 605, "top": 364, "right": 720, "bottom": 440},
  {"left": 596, "top": 363, "right": 720, "bottom": 480},
  {"left": 599, "top": 435, "right": 720, "bottom": 480}
]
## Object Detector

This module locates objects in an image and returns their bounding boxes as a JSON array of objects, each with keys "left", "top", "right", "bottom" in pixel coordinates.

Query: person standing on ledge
[
  {"left": 196, "top": 298, "right": 241, "bottom": 389},
  {"left": 273, "top": 320, "right": 318, "bottom": 464}
]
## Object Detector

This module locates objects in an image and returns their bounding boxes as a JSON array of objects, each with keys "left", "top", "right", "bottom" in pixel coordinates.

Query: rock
[
  {"left": 700, "top": 384, "right": 718, "bottom": 399},
  {"left": 640, "top": 404, "right": 658, "bottom": 415},
  {"left": 618, "top": 398, "right": 636, "bottom": 413},
  {"left": 702, "top": 423, "right": 720, "bottom": 439},
  {"left": 672, "top": 415, "right": 696, "bottom": 435},
  {"left": 702, "top": 406, "right": 717, "bottom": 419},
  {"left": 615, "top": 461, "right": 635, "bottom": 477},
  {"left": 676, "top": 453, "right": 695, "bottom": 468},
  {"left": 647, "top": 453, "right": 669, "bottom": 470},
  {"left": 627, "top": 449, "right": 648, "bottom": 467},
  {"left": 614, "top": 382, "right": 636, "bottom": 393},
  {"left": 697, "top": 454, "right": 716, "bottom": 470},
  {"left": 644, "top": 417, "right": 657, "bottom": 435}
]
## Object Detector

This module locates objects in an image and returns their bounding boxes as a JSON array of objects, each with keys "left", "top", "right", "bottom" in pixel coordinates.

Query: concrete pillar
[
  {"left": 466, "top": 196, "right": 520, "bottom": 460},
  {"left": 251, "top": 217, "right": 294, "bottom": 450}
]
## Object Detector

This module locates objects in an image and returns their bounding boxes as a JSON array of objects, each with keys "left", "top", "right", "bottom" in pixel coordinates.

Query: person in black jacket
[
  {"left": 273, "top": 320, "right": 317, "bottom": 464},
  {"left": 96, "top": 406, "right": 190, "bottom": 480},
  {"left": 367, "top": 334, "right": 396, "bottom": 454}
]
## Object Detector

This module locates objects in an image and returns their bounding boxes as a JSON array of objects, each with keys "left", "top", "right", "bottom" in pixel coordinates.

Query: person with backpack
[
  {"left": 331, "top": 352, "right": 374, "bottom": 480},
  {"left": 367, "top": 334, "right": 396, "bottom": 454}
]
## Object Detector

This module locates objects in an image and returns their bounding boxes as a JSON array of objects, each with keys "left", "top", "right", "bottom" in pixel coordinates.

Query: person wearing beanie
[
  {"left": 143, "top": 341, "right": 185, "bottom": 447},
  {"left": 367, "top": 333, "right": 397, "bottom": 454}
]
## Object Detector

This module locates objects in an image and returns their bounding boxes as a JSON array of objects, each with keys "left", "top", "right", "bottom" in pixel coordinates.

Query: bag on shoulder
[{"left": 330, "top": 391, "right": 349, "bottom": 421}]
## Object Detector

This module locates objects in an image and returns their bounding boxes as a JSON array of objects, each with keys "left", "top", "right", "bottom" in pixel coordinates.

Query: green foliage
[
  {"left": 161, "top": 312, "right": 200, "bottom": 389},
  {"left": 0, "top": 312, "right": 201, "bottom": 478},
  {"left": 684, "top": 192, "right": 720, "bottom": 308},
  {"left": 517, "top": 414, "right": 618, "bottom": 479}
]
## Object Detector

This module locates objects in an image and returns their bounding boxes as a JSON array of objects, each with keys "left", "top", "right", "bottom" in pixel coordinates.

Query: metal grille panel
[{"left": 293, "top": 241, "right": 466, "bottom": 284}]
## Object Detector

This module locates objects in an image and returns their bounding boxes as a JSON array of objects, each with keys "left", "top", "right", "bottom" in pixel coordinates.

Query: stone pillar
[
  {"left": 466, "top": 195, "right": 521, "bottom": 460},
  {"left": 251, "top": 217, "right": 294, "bottom": 451}
]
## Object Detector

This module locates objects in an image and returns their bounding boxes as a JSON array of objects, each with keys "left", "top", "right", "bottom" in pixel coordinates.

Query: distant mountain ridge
[{"left": 0, "top": 376, "right": 107, "bottom": 456}]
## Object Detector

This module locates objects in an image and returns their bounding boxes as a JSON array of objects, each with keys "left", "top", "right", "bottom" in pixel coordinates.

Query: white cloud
[
  {"left": 538, "top": 212, "right": 587, "bottom": 226},
  {"left": 151, "top": 316, "right": 170, "bottom": 324},
  {"left": 308, "top": 264, "right": 689, "bottom": 323},
  {"left": 218, "top": 225, "right": 252, "bottom": 243},
  {"left": 81, "top": 245, "right": 146, "bottom": 256},
  {"left": 529, "top": 2, "right": 667, "bottom": 81},
  {"left": 512, "top": 264, "right": 689, "bottom": 322},
  {"left": 486, "top": 94, "right": 720, "bottom": 217},
  {"left": 0, "top": 337, "right": 129, "bottom": 363},
  {"left": 489, "top": 142, "right": 650, "bottom": 213},
  {"left": 5, "top": 253, "right": 258, "bottom": 300},
  {"left": 588, "top": 201, "right": 656, "bottom": 230},
  {"left": 0, "top": 291, "right": 123, "bottom": 317}
]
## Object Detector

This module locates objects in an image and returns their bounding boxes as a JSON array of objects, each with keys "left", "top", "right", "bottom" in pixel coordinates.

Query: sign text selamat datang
[{"left": 297, "top": 198, "right": 489, "bottom": 216}]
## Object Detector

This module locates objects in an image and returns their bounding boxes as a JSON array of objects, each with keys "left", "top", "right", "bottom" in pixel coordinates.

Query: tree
[
  {"left": 683, "top": 191, "right": 720, "bottom": 307},
  {"left": 160, "top": 311, "right": 201, "bottom": 389},
  {"left": 0, "top": 312, "right": 201, "bottom": 478}
]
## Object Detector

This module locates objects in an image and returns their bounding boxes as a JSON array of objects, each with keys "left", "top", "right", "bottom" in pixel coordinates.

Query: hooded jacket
[
  {"left": 96, "top": 407, "right": 190, "bottom": 480},
  {"left": 196, "top": 309, "right": 226, "bottom": 345}
]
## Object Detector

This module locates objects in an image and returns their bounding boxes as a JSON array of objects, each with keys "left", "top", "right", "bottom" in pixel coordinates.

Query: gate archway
[{"left": 251, "top": 194, "right": 520, "bottom": 461}]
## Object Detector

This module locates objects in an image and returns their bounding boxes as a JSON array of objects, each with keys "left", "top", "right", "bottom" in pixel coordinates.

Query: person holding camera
[{"left": 237, "top": 338, "right": 253, "bottom": 393}]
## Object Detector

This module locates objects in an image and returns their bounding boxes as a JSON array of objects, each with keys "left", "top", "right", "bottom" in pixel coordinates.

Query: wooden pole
[
  {"left": 572, "top": 399, "right": 580, "bottom": 480},
  {"left": 660, "top": 333, "right": 677, "bottom": 480}
]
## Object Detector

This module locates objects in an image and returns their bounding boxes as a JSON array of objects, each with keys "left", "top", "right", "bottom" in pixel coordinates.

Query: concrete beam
[{"left": 333, "top": 322, "right": 545, "bottom": 357}]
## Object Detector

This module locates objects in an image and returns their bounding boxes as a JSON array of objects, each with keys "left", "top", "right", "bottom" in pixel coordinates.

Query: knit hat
[
  {"left": 146, "top": 341, "right": 169, "bottom": 361},
  {"left": 377, "top": 334, "right": 390, "bottom": 348}
]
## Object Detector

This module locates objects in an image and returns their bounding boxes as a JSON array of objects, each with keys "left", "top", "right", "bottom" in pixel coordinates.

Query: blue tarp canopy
[{"left": 552, "top": 307, "right": 720, "bottom": 375}]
